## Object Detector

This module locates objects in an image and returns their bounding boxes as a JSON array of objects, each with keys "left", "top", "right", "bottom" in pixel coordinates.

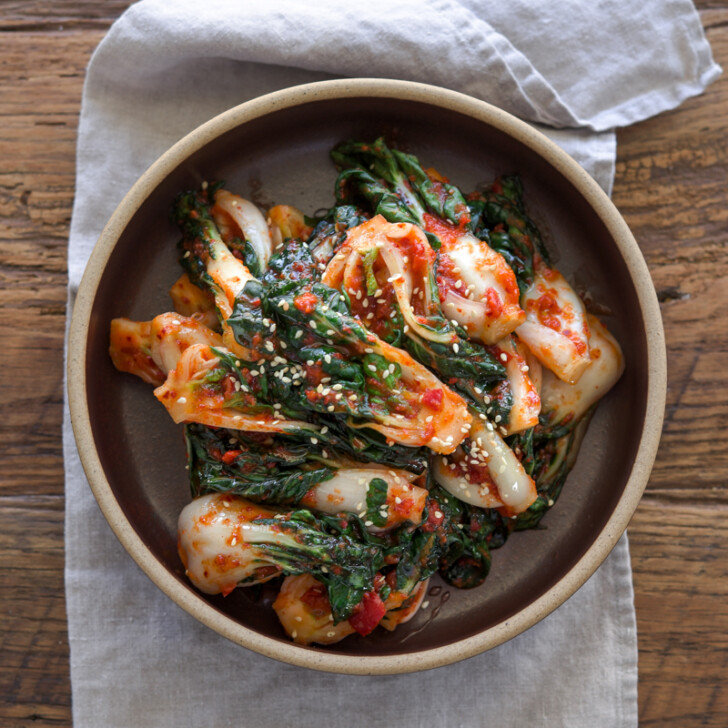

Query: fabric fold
[{"left": 86, "top": 0, "right": 720, "bottom": 133}]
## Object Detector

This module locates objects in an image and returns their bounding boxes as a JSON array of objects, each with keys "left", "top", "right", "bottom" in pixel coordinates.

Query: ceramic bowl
[{"left": 67, "top": 78, "right": 666, "bottom": 674}]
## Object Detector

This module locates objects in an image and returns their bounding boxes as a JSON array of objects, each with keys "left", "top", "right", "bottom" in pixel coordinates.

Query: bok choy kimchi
[{"left": 109, "top": 138, "right": 624, "bottom": 645}]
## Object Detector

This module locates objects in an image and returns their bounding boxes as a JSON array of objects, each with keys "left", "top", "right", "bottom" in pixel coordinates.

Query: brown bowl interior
[{"left": 83, "top": 93, "right": 648, "bottom": 660}]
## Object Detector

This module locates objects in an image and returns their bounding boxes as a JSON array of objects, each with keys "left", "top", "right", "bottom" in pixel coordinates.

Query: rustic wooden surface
[{"left": 0, "top": 2, "right": 726, "bottom": 725}]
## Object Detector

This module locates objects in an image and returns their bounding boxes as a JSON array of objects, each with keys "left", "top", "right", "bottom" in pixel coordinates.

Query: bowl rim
[{"left": 67, "top": 77, "right": 666, "bottom": 675}]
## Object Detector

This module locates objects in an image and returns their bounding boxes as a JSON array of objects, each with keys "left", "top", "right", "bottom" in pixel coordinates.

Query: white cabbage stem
[
  {"left": 266, "top": 204, "right": 312, "bottom": 250},
  {"left": 540, "top": 314, "right": 624, "bottom": 424},
  {"left": 323, "top": 215, "right": 453, "bottom": 345},
  {"left": 516, "top": 263, "right": 591, "bottom": 384},
  {"left": 177, "top": 494, "right": 284, "bottom": 596},
  {"left": 272, "top": 574, "right": 356, "bottom": 645},
  {"left": 493, "top": 335, "right": 541, "bottom": 435},
  {"left": 213, "top": 189, "right": 273, "bottom": 271},
  {"left": 301, "top": 467, "right": 427, "bottom": 531},
  {"left": 349, "top": 336, "right": 472, "bottom": 454},
  {"left": 149, "top": 313, "right": 223, "bottom": 374},
  {"left": 109, "top": 313, "right": 222, "bottom": 385},
  {"left": 379, "top": 578, "right": 429, "bottom": 632},
  {"left": 431, "top": 226, "right": 525, "bottom": 345},
  {"left": 432, "top": 418, "right": 537, "bottom": 514},
  {"left": 168, "top": 273, "right": 219, "bottom": 331},
  {"left": 273, "top": 572, "right": 430, "bottom": 645},
  {"left": 154, "top": 343, "right": 317, "bottom": 434}
]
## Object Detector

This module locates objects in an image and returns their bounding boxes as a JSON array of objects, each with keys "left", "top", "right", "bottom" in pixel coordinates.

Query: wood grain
[
  {"left": 611, "top": 6, "right": 728, "bottom": 726},
  {"left": 0, "top": 2, "right": 726, "bottom": 726}
]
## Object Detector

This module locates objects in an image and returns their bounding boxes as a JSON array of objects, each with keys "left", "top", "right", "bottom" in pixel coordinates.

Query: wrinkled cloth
[{"left": 64, "top": 1, "right": 719, "bottom": 726}]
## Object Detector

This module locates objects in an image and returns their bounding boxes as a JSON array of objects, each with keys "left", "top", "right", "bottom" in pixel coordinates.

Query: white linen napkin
[{"left": 64, "top": 2, "right": 720, "bottom": 726}]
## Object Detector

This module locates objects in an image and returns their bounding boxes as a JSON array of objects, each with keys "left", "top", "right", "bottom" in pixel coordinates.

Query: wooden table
[{"left": 1, "top": 2, "right": 726, "bottom": 725}]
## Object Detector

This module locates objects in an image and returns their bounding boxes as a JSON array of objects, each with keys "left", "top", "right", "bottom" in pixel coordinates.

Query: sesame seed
[
  {"left": 453, "top": 343, "right": 460, "bottom": 354},
  {"left": 364, "top": 520, "right": 373, "bottom": 527},
  {"left": 177, "top": 397, "right": 187, "bottom": 404},
  {"left": 421, "top": 601, "right": 430, "bottom": 609},
  {"left": 500, "top": 353, "right": 508, "bottom": 362}
]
